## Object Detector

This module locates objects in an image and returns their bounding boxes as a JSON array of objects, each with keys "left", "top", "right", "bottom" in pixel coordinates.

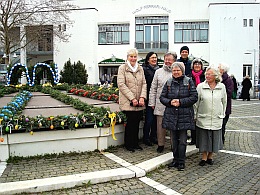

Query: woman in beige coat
[
  {"left": 117, "top": 48, "right": 147, "bottom": 152},
  {"left": 148, "top": 51, "right": 177, "bottom": 153}
]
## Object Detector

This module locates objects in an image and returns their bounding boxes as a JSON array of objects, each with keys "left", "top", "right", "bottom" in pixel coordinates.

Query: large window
[
  {"left": 98, "top": 24, "right": 129, "bottom": 45},
  {"left": 174, "top": 22, "right": 209, "bottom": 43},
  {"left": 135, "top": 16, "right": 168, "bottom": 50},
  {"left": 243, "top": 64, "right": 252, "bottom": 78}
]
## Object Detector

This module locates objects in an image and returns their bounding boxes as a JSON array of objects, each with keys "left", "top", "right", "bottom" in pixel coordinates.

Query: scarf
[
  {"left": 127, "top": 60, "right": 138, "bottom": 72},
  {"left": 163, "top": 64, "right": 172, "bottom": 72},
  {"left": 192, "top": 69, "right": 203, "bottom": 86}
]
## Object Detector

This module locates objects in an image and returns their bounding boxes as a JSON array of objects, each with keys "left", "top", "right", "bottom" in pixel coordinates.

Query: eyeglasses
[{"left": 205, "top": 74, "right": 216, "bottom": 77}]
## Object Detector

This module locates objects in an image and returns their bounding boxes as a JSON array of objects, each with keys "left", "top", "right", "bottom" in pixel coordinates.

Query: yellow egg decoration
[
  {"left": 75, "top": 123, "right": 79, "bottom": 128},
  {"left": 61, "top": 121, "right": 65, "bottom": 126},
  {"left": 15, "top": 125, "right": 19, "bottom": 130}
]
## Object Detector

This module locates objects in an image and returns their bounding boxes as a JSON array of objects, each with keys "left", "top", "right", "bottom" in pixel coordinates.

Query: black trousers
[
  {"left": 124, "top": 110, "right": 143, "bottom": 148},
  {"left": 222, "top": 114, "right": 230, "bottom": 143}
]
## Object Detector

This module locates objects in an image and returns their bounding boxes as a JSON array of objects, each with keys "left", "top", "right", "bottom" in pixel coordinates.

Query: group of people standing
[{"left": 117, "top": 46, "right": 233, "bottom": 171}]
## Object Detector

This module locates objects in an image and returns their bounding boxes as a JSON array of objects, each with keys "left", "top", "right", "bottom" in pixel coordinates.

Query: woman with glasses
[
  {"left": 142, "top": 52, "right": 160, "bottom": 146},
  {"left": 189, "top": 58, "right": 205, "bottom": 145},
  {"left": 194, "top": 66, "right": 227, "bottom": 166},
  {"left": 149, "top": 51, "right": 177, "bottom": 153},
  {"left": 160, "top": 62, "right": 198, "bottom": 171}
]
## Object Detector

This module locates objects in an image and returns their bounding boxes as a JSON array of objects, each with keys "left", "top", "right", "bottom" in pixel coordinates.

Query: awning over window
[{"left": 98, "top": 58, "right": 125, "bottom": 66}]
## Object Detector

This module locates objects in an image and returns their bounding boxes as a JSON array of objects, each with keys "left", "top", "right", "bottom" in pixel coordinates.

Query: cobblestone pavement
[{"left": 0, "top": 96, "right": 259, "bottom": 194}]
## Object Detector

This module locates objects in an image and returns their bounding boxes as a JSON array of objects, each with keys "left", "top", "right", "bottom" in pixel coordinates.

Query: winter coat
[
  {"left": 241, "top": 77, "right": 252, "bottom": 99},
  {"left": 142, "top": 63, "right": 159, "bottom": 104},
  {"left": 194, "top": 81, "right": 227, "bottom": 130},
  {"left": 160, "top": 75, "right": 198, "bottom": 131},
  {"left": 222, "top": 72, "right": 234, "bottom": 115},
  {"left": 148, "top": 65, "right": 172, "bottom": 116},
  {"left": 177, "top": 57, "right": 192, "bottom": 76},
  {"left": 117, "top": 63, "right": 147, "bottom": 111}
]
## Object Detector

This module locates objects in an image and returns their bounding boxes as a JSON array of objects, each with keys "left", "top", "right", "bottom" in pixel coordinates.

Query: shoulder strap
[
  {"left": 167, "top": 77, "right": 173, "bottom": 91},
  {"left": 183, "top": 76, "right": 190, "bottom": 90}
]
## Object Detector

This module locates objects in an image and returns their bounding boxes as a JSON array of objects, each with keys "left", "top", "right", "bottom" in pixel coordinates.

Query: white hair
[
  {"left": 127, "top": 48, "right": 138, "bottom": 56},
  {"left": 218, "top": 63, "right": 230, "bottom": 73}
]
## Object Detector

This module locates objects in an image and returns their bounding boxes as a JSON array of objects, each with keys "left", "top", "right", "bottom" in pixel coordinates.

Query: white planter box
[
  {"left": 0, "top": 124, "right": 125, "bottom": 161},
  {"left": 0, "top": 122, "right": 144, "bottom": 161}
]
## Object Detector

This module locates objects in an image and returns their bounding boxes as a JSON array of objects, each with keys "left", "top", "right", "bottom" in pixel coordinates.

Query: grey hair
[
  {"left": 191, "top": 58, "right": 204, "bottom": 70},
  {"left": 205, "top": 66, "right": 222, "bottom": 83},
  {"left": 127, "top": 48, "right": 138, "bottom": 56},
  {"left": 164, "top": 51, "right": 177, "bottom": 61},
  {"left": 218, "top": 63, "right": 230, "bottom": 73},
  {"left": 172, "top": 62, "right": 185, "bottom": 74}
]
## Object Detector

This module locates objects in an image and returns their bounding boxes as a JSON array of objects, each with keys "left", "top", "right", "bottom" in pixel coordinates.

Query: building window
[
  {"left": 243, "top": 64, "right": 252, "bottom": 78},
  {"left": 174, "top": 22, "right": 208, "bottom": 43},
  {"left": 98, "top": 24, "right": 129, "bottom": 45},
  {"left": 135, "top": 16, "right": 168, "bottom": 50},
  {"left": 249, "top": 19, "right": 253, "bottom": 27},
  {"left": 243, "top": 19, "right": 247, "bottom": 27},
  {"left": 38, "top": 26, "right": 53, "bottom": 51}
]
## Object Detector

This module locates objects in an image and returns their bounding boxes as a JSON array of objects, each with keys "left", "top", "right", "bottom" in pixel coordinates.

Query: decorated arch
[
  {"left": 31, "top": 63, "right": 59, "bottom": 86},
  {"left": 6, "top": 63, "right": 32, "bottom": 86}
]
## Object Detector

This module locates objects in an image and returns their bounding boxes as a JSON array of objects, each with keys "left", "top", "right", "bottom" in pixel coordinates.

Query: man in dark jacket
[
  {"left": 142, "top": 52, "right": 160, "bottom": 146},
  {"left": 218, "top": 63, "right": 234, "bottom": 144},
  {"left": 177, "top": 46, "right": 192, "bottom": 76}
]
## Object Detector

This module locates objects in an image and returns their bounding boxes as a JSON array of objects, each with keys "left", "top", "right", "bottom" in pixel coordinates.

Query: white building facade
[{"left": 54, "top": 0, "right": 260, "bottom": 86}]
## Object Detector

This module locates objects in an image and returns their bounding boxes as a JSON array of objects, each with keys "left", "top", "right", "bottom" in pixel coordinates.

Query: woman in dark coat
[
  {"left": 231, "top": 74, "right": 238, "bottom": 99},
  {"left": 189, "top": 58, "right": 205, "bottom": 145},
  {"left": 218, "top": 63, "right": 234, "bottom": 144},
  {"left": 142, "top": 52, "right": 159, "bottom": 146},
  {"left": 160, "top": 62, "right": 198, "bottom": 171},
  {"left": 241, "top": 75, "right": 252, "bottom": 101}
]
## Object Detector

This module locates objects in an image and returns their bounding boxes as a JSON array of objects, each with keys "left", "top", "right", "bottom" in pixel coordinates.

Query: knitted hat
[
  {"left": 191, "top": 58, "right": 204, "bottom": 70},
  {"left": 180, "top": 46, "right": 189, "bottom": 54},
  {"left": 172, "top": 62, "right": 185, "bottom": 74}
]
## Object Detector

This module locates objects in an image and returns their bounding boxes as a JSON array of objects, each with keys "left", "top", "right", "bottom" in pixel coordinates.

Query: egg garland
[{"left": 0, "top": 88, "right": 126, "bottom": 137}]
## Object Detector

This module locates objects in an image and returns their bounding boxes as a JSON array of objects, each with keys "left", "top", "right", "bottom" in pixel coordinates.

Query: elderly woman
[
  {"left": 218, "top": 63, "right": 234, "bottom": 144},
  {"left": 149, "top": 51, "right": 177, "bottom": 153},
  {"left": 117, "top": 48, "right": 147, "bottom": 152},
  {"left": 189, "top": 58, "right": 206, "bottom": 145},
  {"left": 194, "top": 66, "right": 227, "bottom": 166},
  {"left": 160, "top": 62, "right": 198, "bottom": 171}
]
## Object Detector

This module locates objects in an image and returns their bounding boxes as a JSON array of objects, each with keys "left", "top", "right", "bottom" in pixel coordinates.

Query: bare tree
[{"left": 0, "top": 0, "right": 76, "bottom": 64}]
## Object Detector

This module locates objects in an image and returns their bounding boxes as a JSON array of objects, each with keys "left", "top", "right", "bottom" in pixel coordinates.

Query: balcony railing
[{"left": 135, "top": 41, "right": 169, "bottom": 53}]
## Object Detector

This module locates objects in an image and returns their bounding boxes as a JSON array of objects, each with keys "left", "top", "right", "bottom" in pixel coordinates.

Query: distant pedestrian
[
  {"left": 241, "top": 75, "right": 252, "bottom": 101},
  {"left": 230, "top": 74, "right": 238, "bottom": 99},
  {"left": 218, "top": 63, "right": 234, "bottom": 144},
  {"left": 160, "top": 62, "right": 198, "bottom": 171},
  {"left": 194, "top": 66, "right": 227, "bottom": 166}
]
